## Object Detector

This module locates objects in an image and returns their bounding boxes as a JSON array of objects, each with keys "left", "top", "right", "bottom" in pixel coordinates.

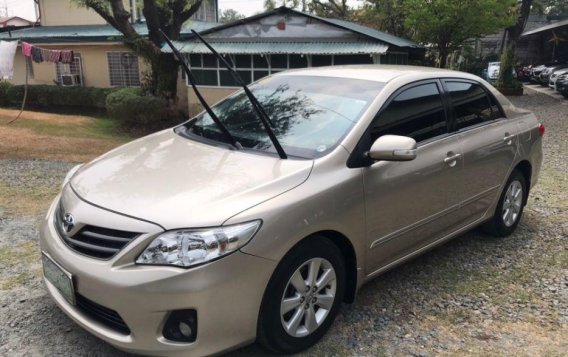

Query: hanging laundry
[
  {"left": 31, "top": 46, "right": 43, "bottom": 63},
  {"left": 0, "top": 40, "right": 18, "bottom": 80},
  {"left": 47, "top": 50, "right": 61, "bottom": 63},
  {"left": 40, "top": 48, "right": 51, "bottom": 62},
  {"left": 60, "top": 50, "right": 74, "bottom": 64},
  {"left": 21, "top": 42, "right": 33, "bottom": 58}
]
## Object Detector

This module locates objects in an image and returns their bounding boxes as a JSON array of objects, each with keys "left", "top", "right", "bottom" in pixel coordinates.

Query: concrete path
[{"left": 523, "top": 83, "right": 566, "bottom": 100}]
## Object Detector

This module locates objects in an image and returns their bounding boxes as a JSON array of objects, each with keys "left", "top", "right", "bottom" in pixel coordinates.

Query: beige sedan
[{"left": 40, "top": 65, "right": 543, "bottom": 356}]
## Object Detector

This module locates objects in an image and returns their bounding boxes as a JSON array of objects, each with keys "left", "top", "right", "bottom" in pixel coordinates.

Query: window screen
[
  {"left": 372, "top": 83, "right": 447, "bottom": 142},
  {"left": 107, "top": 52, "right": 140, "bottom": 87},
  {"left": 446, "top": 81, "right": 494, "bottom": 130},
  {"left": 56, "top": 53, "right": 83, "bottom": 86}
]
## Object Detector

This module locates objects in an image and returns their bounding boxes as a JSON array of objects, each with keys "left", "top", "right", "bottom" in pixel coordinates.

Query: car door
[
  {"left": 442, "top": 80, "right": 518, "bottom": 225},
  {"left": 362, "top": 81, "right": 465, "bottom": 273}
]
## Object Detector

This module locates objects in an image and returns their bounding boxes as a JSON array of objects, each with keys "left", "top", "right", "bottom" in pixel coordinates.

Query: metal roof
[
  {"left": 0, "top": 21, "right": 217, "bottom": 43},
  {"left": 193, "top": 7, "right": 421, "bottom": 49},
  {"left": 319, "top": 18, "right": 420, "bottom": 49},
  {"left": 163, "top": 41, "right": 389, "bottom": 54},
  {"left": 521, "top": 18, "right": 568, "bottom": 37}
]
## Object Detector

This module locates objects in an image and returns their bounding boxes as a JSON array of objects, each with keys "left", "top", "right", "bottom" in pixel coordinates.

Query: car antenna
[
  {"left": 159, "top": 29, "right": 242, "bottom": 151},
  {"left": 190, "top": 30, "right": 288, "bottom": 160}
]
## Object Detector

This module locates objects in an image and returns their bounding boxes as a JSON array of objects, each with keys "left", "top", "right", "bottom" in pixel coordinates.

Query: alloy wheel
[
  {"left": 502, "top": 180, "right": 523, "bottom": 227},
  {"left": 280, "top": 258, "right": 337, "bottom": 338}
]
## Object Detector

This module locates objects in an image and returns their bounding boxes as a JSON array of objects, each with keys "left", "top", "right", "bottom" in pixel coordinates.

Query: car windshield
[{"left": 177, "top": 75, "right": 384, "bottom": 159}]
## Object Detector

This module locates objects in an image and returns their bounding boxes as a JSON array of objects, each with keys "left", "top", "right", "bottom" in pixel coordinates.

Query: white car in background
[
  {"left": 487, "top": 62, "right": 501, "bottom": 81},
  {"left": 548, "top": 67, "right": 568, "bottom": 90}
]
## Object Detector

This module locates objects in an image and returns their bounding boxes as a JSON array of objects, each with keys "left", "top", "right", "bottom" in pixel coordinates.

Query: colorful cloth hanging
[
  {"left": 60, "top": 51, "right": 74, "bottom": 64},
  {"left": 0, "top": 40, "right": 19, "bottom": 80},
  {"left": 31, "top": 46, "right": 43, "bottom": 63},
  {"left": 21, "top": 43, "right": 74, "bottom": 64},
  {"left": 21, "top": 42, "right": 33, "bottom": 57}
]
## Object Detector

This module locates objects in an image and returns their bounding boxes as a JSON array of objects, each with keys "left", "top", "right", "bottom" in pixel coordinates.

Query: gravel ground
[{"left": 0, "top": 91, "right": 566, "bottom": 356}]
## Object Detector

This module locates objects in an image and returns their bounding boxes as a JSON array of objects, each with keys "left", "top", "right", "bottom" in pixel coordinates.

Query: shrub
[
  {"left": 106, "top": 88, "right": 181, "bottom": 133},
  {"left": 0, "top": 84, "right": 113, "bottom": 110},
  {"left": 0, "top": 81, "right": 12, "bottom": 106}
]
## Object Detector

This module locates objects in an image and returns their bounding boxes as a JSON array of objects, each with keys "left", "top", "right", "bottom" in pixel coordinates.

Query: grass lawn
[{"left": 0, "top": 108, "right": 131, "bottom": 162}]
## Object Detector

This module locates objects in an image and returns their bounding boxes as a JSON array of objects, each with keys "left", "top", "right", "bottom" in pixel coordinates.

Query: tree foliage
[
  {"left": 264, "top": 0, "right": 301, "bottom": 11},
  {"left": 404, "top": 0, "right": 517, "bottom": 68},
  {"left": 74, "top": 0, "right": 203, "bottom": 101},
  {"left": 356, "top": 0, "right": 411, "bottom": 38},
  {"left": 532, "top": 0, "right": 568, "bottom": 16},
  {"left": 219, "top": 9, "right": 246, "bottom": 23},
  {"left": 497, "top": 0, "right": 533, "bottom": 89},
  {"left": 309, "top": 0, "right": 350, "bottom": 19}
]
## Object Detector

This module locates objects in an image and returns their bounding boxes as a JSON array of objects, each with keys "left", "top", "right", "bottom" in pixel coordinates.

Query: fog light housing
[{"left": 163, "top": 310, "right": 197, "bottom": 343}]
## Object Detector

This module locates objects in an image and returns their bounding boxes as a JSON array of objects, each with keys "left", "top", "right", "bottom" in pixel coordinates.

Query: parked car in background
[
  {"left": 539, "top": 64, "right": 568, "bottom": 86},
  {"left": 486, "top": 62, "right": 501, "bottom": 82},
  {"left": 40, "top": 66, "right": 544, "bottom": 357},
  {"left": 529, "top": 64, "right": 547, "bottom": 83},
  {"left": 556, "top": 73, "right": 568, "bottom": 97},
  {"left": 549, "top": 67, "right": 568, "bottom": 90},
  {"left": 517, "top": 65, "right": 533, "bottom": 82}
]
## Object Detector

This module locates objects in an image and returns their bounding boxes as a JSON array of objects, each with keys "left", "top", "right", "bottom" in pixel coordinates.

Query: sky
[
  {"left": 2, "top": 0, "right": 362, "bottom": 21},
  {"left": 0, "top": 0, "right": 36, "bottom": 20}
]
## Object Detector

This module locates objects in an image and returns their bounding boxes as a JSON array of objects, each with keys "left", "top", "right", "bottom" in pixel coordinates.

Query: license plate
[{"left": 42, "top": 253, "right": 75, "bottom": 305}]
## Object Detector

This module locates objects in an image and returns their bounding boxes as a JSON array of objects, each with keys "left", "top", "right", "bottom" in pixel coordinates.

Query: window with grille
[
  {"left": 55, "top": 53, "right": 83, "bottom": 86},
  {"left": 187, "top": 54, "right": 310, "bottom": 87},
  {"left": 185, "top": 53, "right": 381, "bottom": 88},
  {"left": 107, "top": 52, "right": 141, "bottom": 87}
]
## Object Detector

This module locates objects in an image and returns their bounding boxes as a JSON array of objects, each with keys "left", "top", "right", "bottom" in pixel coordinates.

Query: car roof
[{"left": 276, "top": 64, "right": 477, "bottom": 84}]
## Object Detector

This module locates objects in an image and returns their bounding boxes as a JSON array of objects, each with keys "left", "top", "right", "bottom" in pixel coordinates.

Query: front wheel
[
  {"left": 257, "top": 237, "right": 346, "bottom": 354},
  {"left": 483, "top": 169, "right": 527, "bottom": 237}
]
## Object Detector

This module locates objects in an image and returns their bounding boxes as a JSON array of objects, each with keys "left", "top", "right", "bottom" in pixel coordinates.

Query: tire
[
  {"left": 257, "top": 237, "right": 346, "bottom": 354},
  {"left": 483, "top": 169, "right": 527, "bottom": 237}
]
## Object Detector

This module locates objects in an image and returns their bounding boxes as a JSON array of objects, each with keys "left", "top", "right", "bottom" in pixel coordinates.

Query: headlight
[
  {"left": 62, "top": 164, "right": 83, "bottom": 188},
  {"left": 136, "top": 220, "right": 261, "bottom": 268}
]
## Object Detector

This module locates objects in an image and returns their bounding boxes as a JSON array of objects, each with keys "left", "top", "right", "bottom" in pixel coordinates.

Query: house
[
  {"left": 164, "top": 6, "right": 424, "bottom": 110},
  {"left": 521, "top": 18, "right": 568, "bottom": 63},
  {"left": 1, "top": 3, "right": 422, "bottom": 113},
  {"left": 473, "top": 15, "right": 568, "bottom": 64},
  {"left": 0, "top": 16, "right": 36, "bottom": 31},
  {"left": 0, "top": 0, "right": 218, "bottom": 104}
]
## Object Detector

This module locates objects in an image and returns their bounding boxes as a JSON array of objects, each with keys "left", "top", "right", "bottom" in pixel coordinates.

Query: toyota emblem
[{"left": 62, "top": 213, "right": 75, "bottom": 233}]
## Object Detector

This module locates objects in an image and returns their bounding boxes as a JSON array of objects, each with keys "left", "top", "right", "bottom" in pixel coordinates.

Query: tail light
[{"left": 538, "top": 123, "right": 545, "bottom": 137}]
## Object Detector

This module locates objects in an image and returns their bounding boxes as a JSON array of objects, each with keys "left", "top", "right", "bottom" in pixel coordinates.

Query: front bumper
[{"left": 39, "top": 190, "right": 277, "bottom": 357}]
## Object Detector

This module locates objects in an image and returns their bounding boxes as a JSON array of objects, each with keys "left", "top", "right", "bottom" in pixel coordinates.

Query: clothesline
[{"left": 21, "top": 42, "right": 74, "bottom": 64}]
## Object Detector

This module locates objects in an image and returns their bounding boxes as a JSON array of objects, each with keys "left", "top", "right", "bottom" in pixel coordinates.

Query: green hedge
[
  {"left": 0, "top": 83, "right": 113, "bottom": 110},
  {"left": 105, "top": 87, "right": 180, "bottom": 133}
]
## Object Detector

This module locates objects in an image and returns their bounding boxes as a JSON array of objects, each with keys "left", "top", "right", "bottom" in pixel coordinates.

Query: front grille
[
  {"left": 56, "top": 205, "right": 140, "bottom": 259},
  {"left": 75, "top": 293, "right": 131, "bottom": 335}
]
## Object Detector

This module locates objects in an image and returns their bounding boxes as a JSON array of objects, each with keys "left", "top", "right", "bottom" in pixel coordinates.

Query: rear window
[{"left": 445, "top": 81, "right": 498, "bottom": 130}]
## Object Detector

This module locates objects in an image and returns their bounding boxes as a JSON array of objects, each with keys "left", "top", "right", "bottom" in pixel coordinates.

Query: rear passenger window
[
  {"left": 446, "top": 81, "right": 496, "bottom": 130},
  {"left": 371, "top": 83, "right": 447, "bottom": 143}
]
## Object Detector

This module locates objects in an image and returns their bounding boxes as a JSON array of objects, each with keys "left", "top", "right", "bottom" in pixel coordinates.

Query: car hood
[{"left": 70, "top": 129, "right": 313, "bottom": 229}]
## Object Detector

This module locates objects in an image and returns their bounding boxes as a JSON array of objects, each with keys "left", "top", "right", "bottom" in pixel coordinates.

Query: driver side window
[{"left": 371, "top": 83, "right": 448, "bottom": 143}]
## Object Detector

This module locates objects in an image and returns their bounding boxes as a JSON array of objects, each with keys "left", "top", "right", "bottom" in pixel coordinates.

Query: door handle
[
  {"left": 443, "top": 153, "right": 462, "bottom": 165},
  {"left": 503, "top": 133, "right": 515, "bottom": 144}
]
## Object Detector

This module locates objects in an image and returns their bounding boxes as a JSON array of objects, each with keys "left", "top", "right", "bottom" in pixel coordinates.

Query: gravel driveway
[{"left": 1, "top": 91, "right": 566, "bottom": 356}]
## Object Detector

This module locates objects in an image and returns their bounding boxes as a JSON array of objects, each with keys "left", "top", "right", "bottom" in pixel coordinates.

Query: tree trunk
[
  {"left": 149, "top": 53, "right": 179, "bottom": 102},
  {"left": 438, "top": 46, "right": 448, "bottom": 68},
  {"left": 497, "top": 0, "right": 532, "bottom": 88}
]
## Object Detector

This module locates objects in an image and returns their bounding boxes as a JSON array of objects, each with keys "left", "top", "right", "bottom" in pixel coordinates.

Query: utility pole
[{"left": 0, "top": 0, "right": 9, "bottom": 18}]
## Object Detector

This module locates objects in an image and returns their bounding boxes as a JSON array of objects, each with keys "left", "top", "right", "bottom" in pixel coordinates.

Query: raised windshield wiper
[
  {"left": 191, "top": 30, "right": 288, "bottom": 160},
  {"left": 159, "top": 30, "right": 242, "bottom": 151}
]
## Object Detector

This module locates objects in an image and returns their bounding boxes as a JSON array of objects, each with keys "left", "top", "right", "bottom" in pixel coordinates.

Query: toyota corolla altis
[{"left": 40, "top": 65, "right": 543, "bottom": 356}]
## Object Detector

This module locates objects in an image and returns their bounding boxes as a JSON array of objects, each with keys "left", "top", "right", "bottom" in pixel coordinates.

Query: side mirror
[{"left": 368, "top": 135, "right": 417, "bottom": 161}]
